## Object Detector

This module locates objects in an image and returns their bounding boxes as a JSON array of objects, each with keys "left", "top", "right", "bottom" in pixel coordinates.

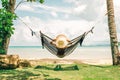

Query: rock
[
  {"left": 0, "top": 55, "right": 19, "bottom": 69},
  {"left": 19, "top": 59, "right": 31, "bottom": 68}
]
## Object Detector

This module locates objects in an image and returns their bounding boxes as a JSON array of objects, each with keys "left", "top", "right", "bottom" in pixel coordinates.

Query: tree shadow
[
  {"left": 0, "top": 68, "right": 61, "bottom": 80},
  {"left": 89, "top": 65, "right": 113, "bottom": 68},
  {"left": 35, "top": 65, "right": 53, "bottom": 70},
  {"left": 35, "top": 65, "right": 79, "bottom": 71},
  {"left": 0, "top": 69, "right": 41, "bottom": 80},
  {"left": 44, "top": 78, "right": 61, "bottom": 80}
]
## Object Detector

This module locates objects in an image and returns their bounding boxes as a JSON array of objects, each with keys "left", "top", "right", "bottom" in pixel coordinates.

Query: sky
[{"left": 0, "top": 0, "right": 120, "bottom": 46}]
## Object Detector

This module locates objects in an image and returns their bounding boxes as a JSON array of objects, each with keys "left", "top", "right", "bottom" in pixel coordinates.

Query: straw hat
[{"left": 55, "top": 34, "right": 69, "bottom": 48}]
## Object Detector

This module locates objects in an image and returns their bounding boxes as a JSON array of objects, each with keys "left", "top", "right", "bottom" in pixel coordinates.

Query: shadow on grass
[
  {"left": 44, "top": 78, "right": 61, "bottom": 80},
  {"left": 0, "top": 69, "right": 41, "bottom": 80},
  {"left": 89, "top": 65, "right": 113, "bottom": 68},
  {"left": 35, "top": 65, "right": 79, "bottom": 71},
  {"left": 0, "top": 68, "right": 62, "bottom": 80}
]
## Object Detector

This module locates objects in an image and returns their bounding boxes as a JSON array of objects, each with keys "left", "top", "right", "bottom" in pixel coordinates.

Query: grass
[{"left": 0, "top": 64, "right": 120, "bottom": 80}]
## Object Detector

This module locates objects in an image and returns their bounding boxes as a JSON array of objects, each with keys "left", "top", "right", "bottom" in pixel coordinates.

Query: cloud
[
  {"left": 10, "top": 16, "right": 44, "bottom": 46},
  {"left": 69, "top": 0, "right": 106, "bottom": 19},
  {"left": 33, "top": 3, "right": 86, "bottom": 16},
  {"left": 64, "top": 0, "right": 81, "bottom": 6},
  {"left": 72, "top": 5, "right": 86, "bottom": 15},
  {"left": 15, "top": 1, "right": 87, "bottom": 19},
  {"left": 4, "top": 0, "right": 120, "bottom": 45},
  {"left": 11, "top": 15, "right": 109, "bottom": 46},
  {"left": 12, "top": 16, "right": 92, "bottom": 40},
  {"left": 16, "top": 3, "right": 35, "bottom": 11},
  {"left": 50, "top": 11, "right": 58, "bottom": 17},
  {"left": 33, "top": 4, "right": 71, "bottom": 14}
]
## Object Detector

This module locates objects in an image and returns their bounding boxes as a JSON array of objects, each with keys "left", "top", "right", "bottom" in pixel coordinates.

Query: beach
[{"left": 8, "top": 46, "right": 113, "bottom": 65}]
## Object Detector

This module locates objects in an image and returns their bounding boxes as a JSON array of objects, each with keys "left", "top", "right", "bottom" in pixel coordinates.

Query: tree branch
[{"left": 14, "top": 0, "right": 27, "bottom": 11}]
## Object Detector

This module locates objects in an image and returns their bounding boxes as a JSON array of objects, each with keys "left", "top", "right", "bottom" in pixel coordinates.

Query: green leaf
[
  {"left": 39, "top": 0, "right": 44, "bottom": 3},
  {"left": 0, "top": 38, "right": 2, "bottom": 42},
  {"left": 0, "top": 25, "right": 2, "bottom": 28},
  {"left": 0, "top": 49, "right": 6, "bottom": 54},
  {"left": 4, "top": 27, "right": 8, "bottom": 31},
  {"left": 11, "top": 30, "right": 14, "bottom": 34},
  {"left": 11, "top": 27, "right": 15, "bottom": 30}
]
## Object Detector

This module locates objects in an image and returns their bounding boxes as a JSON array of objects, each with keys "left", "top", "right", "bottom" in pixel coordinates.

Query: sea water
[{"left": 8, "top": 46, "right": 113, "bottom": 65}]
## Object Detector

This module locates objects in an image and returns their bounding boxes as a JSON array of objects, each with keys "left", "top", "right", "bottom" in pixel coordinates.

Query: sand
[{"left": 21, "top": 58, "right": 112, "bottom": 66}]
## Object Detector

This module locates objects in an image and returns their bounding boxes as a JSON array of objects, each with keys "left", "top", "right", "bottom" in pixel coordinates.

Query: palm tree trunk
[{"left": 106, "top": 0, "right": 120, "bottom": 65}]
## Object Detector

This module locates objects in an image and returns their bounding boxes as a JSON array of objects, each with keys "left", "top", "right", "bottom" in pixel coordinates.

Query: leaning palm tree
[{"left": 106, "top": 0, "right": 120, "bottom": 65}]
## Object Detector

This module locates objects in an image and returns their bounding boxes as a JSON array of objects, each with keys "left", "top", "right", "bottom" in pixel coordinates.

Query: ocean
[{"left": 8, "top": 46, "right": 113, "bottom": 65}]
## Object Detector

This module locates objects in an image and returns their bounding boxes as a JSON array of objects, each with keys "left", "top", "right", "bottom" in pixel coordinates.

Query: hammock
[{"left": 33, "top": 27, "right": 94, "bottom": 58}]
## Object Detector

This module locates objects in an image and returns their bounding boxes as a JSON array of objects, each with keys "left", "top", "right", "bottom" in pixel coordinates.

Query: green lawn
[{"left": 0, "top": 64, "right": 120, "bottom": 80}]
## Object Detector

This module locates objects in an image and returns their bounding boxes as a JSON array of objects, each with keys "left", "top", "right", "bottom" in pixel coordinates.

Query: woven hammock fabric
[
  {"left": 40, "top": 32, "right": 86, "bottom": 58},
  {"left": 32, "top": 27, "right": 94, "bottom": 58}
]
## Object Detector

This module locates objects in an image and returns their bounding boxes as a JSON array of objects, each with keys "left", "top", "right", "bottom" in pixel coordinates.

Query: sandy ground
[
  {"left": 9, "top": 47, "right": 113, "bottom": 65},
  {"left": 22, "top": 58, "right": 112, "bottom": 66}
]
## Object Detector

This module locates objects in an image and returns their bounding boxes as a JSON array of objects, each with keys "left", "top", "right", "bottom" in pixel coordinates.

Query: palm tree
[{"left": 106, "top": 0, "right": 120, "bottom": 65}]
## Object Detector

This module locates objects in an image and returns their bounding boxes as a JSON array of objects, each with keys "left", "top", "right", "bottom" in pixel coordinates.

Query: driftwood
[{"left": 0, "top": 55, "right": 19, "bottom": 69}]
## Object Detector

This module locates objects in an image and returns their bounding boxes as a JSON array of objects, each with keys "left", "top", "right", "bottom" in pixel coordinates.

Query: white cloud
[
  {"left": 114, "top": 0, "right": 120, "bottom": 6},
  {"left": 33, "top": 3, "right": 86, "bottom": 16},
  {"left": 11, "top": 15, "right": 108, "bottom": 46},
  {"left": 34, "top": 4, "right": 71, "bottom": 14},
  {"left": 114, "top": 0, "right": 120, "bottom": 23},
  {"left": 50, "top": 11, "right": 58, "bottom": 17},
  {"left": 64, "top": 0, "right": 81, "bottom": 6},
  {"left": 15, "top": 1, "right": 87, "bottom": 19},
  {"left": 17, "top": 3, "right": 34, "bottom": 11},
  {"left": 72, "top": 5, "right": 86, "bottom": 15}
]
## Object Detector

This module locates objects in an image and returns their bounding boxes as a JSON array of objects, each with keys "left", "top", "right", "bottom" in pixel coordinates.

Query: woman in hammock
[{"left": 39, "top": 27, "right": 94, "bottom": 58}]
